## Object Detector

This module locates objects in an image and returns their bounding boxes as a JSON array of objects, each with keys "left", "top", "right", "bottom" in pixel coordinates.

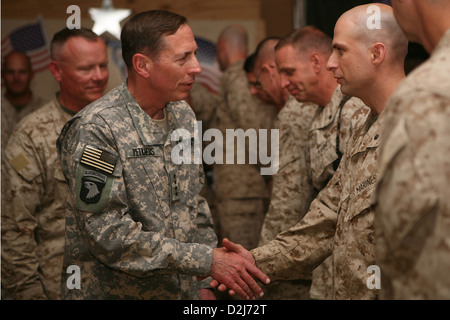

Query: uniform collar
[{"left": 119, "top": 81, "right": 195, "bottom": 146}]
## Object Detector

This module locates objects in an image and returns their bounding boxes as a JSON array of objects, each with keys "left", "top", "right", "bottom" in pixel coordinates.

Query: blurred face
[
  {"left": 327, "top": 19, "right": 373, "bottom": 97},
  {"left": 247, "top": 71, "right": 273, "bottom": 104},
  {"left": 2, "top": 53, "right": 33, "bottom": 96},
  {"left": 150, "top": 24, "right": 202, "bottom": 102},
  {"left": 275, "top": 44, "right": 319, "bottom": 103},
  {"left": 51, "top": 37, "right": 108, "bottom": 111}
]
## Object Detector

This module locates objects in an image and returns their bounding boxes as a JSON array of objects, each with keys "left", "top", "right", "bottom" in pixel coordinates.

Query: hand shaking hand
[{"left": 209, "top": 238, "right": 270, "bottom": 300}]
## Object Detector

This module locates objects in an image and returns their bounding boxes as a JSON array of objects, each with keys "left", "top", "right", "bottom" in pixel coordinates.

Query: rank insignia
[{"left": 80, "top": 145, "right": 118, "bottom": 175}]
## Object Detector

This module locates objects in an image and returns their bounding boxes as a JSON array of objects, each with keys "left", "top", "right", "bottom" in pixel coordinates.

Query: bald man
[
  {"left": 216, "top": 24, "right": 248, "bottom": 72},
  {"left": 213, "top": 26, "right": 277, "bottom": 251},
  {"left": 217, "top": 4, "right": 408, "bottom": 300},
  {"left": 375, "top": 0, "right": 450, "bottom": 299},
  {"left": 1, "top": 51, "right": 44, "bottom": 151}
]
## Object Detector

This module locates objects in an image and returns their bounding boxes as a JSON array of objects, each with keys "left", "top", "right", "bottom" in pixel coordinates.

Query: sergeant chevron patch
[{"left": 80, "top": 145, "right": 118, "bottom": 175}]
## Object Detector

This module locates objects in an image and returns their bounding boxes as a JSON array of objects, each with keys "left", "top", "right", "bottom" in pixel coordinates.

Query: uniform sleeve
[
  {"left": 259, "top": 115, "right": 317, "bottom": 245},
  {"left": 192, "top": 192, "right": 218, "bottom": 248},
  {"left": 376, "top": 93, "right": 450, "bottom": 298},
  {"left": 1, "top": 129, "right": 47, "bottom": 299},
  {"left": 57, "top": 118, "right": 214, "bottom": 279},
  {"left": 251, "top": 162, "right": 342, "bottom": 281}
]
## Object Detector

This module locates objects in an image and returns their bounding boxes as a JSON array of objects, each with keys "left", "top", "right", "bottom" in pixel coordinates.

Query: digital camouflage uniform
[
  {"left": 57, "top": 82, "right": 217, "bottom": 300},
  {"left": 212, "top": 60, "right": 277, "bottom": 250},
  {"left": 251, "top": 103, "right": 379, "bottom": 300},
  {"left": 375, "top": 30, "right": 450, "bottom": 299},
  {"left": 1, "top": 96, "right": 72, "bottom": 299},
  {"left": 258, "top": 96, "right": 318, "bottom": 299},
  {"left": 306, "top": 86, "right": 369, "bottom": 300}
]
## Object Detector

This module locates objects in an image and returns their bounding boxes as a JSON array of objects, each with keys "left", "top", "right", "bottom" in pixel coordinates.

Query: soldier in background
[
  {"left": 213, "top": 25, "right": 277, "bottom": 251},
  {"left": 1, "top": 28, "right": 109, "bottom": 299},
  {"left": 250, "top": 36, "right": 318, "bottom": 300},
  {"left": 57, "top": 10, "right": 269, "bottom": 300},
  {"left": 187, "top": 83, "right": 219, "bottom": 235},
  {"left": 375, "top": 0, "right": 450, "bottom": 299},
  {"left": 1, "top": 51, "right": 44, "bottom": 151}
]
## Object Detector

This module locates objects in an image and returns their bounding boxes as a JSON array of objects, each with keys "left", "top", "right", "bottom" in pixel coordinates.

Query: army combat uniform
[
  {"left": 251, "top": 103, "right": 379, "bottom": 300},
  {"left": 57, "top": 82, "right": 217, "bottom": 300},
  {"left": 375, "top": 29, "right": 450, "bottom": 299},
  {"left": 1, "top": 96, "right": 72, "bottom": 299}
]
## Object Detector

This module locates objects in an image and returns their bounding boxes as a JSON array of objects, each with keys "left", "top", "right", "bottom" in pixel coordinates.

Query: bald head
[
  {"left": 2, "top": 51, "right": 32, "bottom": 73},
  {"left": 217, "top": 24, "right": 248, "bottom": 70},
  {"left": 336, "top": 4, "right": 408, "bottom": 63},
  {"left": 2, "top": 51, "right": 34, "bottom": 97},
  {"left": 218, "top": 24, "right": 248, "bottom": 51},
  {"left": 254, "top": 37, "right": 280, "bottom": 71}
]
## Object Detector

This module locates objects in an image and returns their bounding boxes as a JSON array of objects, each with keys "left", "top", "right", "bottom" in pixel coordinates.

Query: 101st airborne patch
[{"left": 76, "top": 145, "right": 118, "bottom": 212}]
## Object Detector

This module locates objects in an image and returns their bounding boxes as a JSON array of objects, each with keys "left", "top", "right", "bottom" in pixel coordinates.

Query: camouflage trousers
[
  {"left": 214, "top": 198, "right": 268, "bottom": 250},
  {"left": 261, "top": 279, "right": 312, "bottom": 300}
]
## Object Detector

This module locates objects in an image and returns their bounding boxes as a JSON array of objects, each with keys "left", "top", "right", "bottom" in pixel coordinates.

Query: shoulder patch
[
  {"left": 76, "top": 167, "right": 113, "bottom": 213},
  {"left": 80, "top": 145, "right": 118, "bottom": 175},
  {"left": 10, "top": 153, "right": 30, "bottom": 172}
]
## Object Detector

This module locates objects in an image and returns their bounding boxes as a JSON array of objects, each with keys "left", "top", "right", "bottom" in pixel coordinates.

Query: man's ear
[
  {"left": 371, "top": 42, "right": 386, "bottom": 66},
  {"left": 132, "top": 53, "right": 151, "bottom": 79},
  {"left": 310, "top": 52, "right": 322, "bottom": 74},
  {"left": 49, "top": 60, "right": 62, "bottom": 82},
  {"left": 262, "top": 63, "right": 276, "bottom": 79}
]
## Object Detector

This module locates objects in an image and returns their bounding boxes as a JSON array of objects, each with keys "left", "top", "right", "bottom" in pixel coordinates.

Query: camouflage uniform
[
  {"left": 189, "top": 82, "right": 219, "bottom": 132},
  {"left": 251, "top": 103, "right": 380, "bottom": 300},
  {"left": 258, "top": 96, "right": 318, "bottom": 299},
  {"left": 188, "top": 82, "right": 219, "bottom": 233},
  {"left": 375, "top": 30, "right": 450, "bottom": 299},
  {"left": 307, "top": 86, "right": 369, "bottom": 300},
  {"left": 259, "top": 96, "right": 319, "bottom": 245},
  {"left": 1, "top": 93, "right": 44, "bottom": 152},
  {"left": 212, "top": 60, "right": 277, "bottom": 250},
  {"left": 57, "top": 82, "right": 217, "bottom": 300},
  {"left": 1, "top": 95, "right": 72, "bottom": 299}
]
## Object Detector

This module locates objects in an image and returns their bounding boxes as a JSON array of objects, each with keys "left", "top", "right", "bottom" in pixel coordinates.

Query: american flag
[
  {"left": 194, "top": 36, "right": 222, "bottom": 94},
  {"left": 1, "top": 18, "right": 51, "bottom": 74}
]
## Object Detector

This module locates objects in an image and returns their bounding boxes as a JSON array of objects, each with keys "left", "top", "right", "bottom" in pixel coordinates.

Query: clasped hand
[{"left": 209, "top": 238, "right": 270, "bottom": 300}]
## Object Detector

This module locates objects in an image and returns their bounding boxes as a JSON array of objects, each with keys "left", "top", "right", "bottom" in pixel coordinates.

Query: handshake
[{"left": 207, "top": 238, "right": 271, "bottom": 300}]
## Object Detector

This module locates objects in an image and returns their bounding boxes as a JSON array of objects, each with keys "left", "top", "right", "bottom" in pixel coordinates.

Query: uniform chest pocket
[
  {"left": 345, "top": 181, "right": 376, "bottom": 222},
  {"left": 125, "top": 156, "right": 170, "bottom": 220},
  {"left": 310, "top": 138, "right": 339, "bottom": 187}
]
